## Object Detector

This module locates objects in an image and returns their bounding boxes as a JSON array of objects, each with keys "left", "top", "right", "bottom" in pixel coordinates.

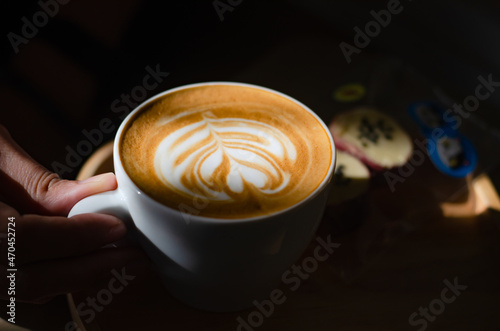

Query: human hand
[{"left": 0, "top": 125, "right": 148, "bottom": 303}]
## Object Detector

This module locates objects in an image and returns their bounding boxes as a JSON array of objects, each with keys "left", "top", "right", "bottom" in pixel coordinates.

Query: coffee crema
[{"left": 120, "top": 84, "right": 332, "bottom": 219}]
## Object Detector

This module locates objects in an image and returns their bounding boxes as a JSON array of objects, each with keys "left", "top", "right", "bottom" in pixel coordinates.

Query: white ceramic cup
[{"left": 69, "top": 82, "right": 336, "bottom": 312}]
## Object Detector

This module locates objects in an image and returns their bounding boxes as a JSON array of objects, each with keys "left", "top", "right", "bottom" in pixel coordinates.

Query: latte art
[
  {"left": 155, "top": 111, "right": 297, "bottom": 201},
  {"left": 120, "top": 84, "right": 332, "bottom": 219}
]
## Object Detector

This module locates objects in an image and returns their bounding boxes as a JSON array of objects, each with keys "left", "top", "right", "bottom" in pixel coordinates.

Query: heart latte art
[
  {"left": 155, "top": 111, "right": 297, "bottom": 201},
  {"left": 120, "top": 85, "right": 332, "bottom": 219}
]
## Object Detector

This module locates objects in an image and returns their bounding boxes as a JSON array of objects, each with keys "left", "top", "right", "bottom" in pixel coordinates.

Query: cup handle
[{"left": 68, "top": 189, "right": 130, "bottom": 221}]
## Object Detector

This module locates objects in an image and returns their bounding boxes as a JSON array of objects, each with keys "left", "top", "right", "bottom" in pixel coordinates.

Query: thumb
[
  {"left": 41, "top": 172, "right": 117, "bottom": 216},
  {"left": 0, "top": 124, "right": 117, "bottom": 216}
]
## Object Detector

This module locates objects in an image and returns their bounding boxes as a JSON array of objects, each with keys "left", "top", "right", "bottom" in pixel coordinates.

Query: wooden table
[{"left": 65, "top": 140, "right": 500, "bottom": 331}]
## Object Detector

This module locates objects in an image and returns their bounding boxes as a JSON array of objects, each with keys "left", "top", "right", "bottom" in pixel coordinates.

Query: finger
[
  {"left": 14, "top": 213, "right": 127, "bottom": 265},
  {"left": 0, "top": 125, "right": 57, "bottom": 214},
  {"left": 0, "top": 125, "right": 117, "bottom": 216},
  {"left": 40, "top": 172, "right": 117, "bottom": 216},
  {"left": 0, "top": 246, "right": 151, "bottom": 303}
]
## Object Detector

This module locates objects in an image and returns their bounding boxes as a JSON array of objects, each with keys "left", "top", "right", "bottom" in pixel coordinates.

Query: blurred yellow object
[
  {"left": 333, "top": 84, "right": 366, "bottom": 102},
  {"left": 441, "top": 174, "right": 500, "bottom": 217}
]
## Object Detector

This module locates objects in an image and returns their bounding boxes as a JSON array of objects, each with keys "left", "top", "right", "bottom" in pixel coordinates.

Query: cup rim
[{"left": 114, "top": 81, "right": 336, "bottom": 224}]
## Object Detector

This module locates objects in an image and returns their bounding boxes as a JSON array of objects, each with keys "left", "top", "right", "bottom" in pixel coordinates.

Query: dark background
[
  {"left": 1, "top": 0, "right": 500, "bottom": 330},
  {"left": 2, "top": 0, "right": 500, "bottom": 178}
]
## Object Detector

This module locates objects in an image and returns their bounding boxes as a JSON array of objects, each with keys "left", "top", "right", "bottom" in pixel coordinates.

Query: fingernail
[
  {"left": 79, "top": 173, "right": 114, "bottom": 184},
  {"left": 107, "top": 222, "right": 127, "bottom": 242}
]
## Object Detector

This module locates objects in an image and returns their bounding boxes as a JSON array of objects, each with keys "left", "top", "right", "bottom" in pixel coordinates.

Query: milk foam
[
  {"left": 154, "top": 111, "right": 297, "bottom": 201},
  {"left": 120, "top": 84, "right": 332, "bottom": 219}
]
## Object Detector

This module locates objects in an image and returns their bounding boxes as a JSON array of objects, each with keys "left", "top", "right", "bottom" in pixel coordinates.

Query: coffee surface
[{"left": 120, "top": 85, "right": 332, "bottom": 219}]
